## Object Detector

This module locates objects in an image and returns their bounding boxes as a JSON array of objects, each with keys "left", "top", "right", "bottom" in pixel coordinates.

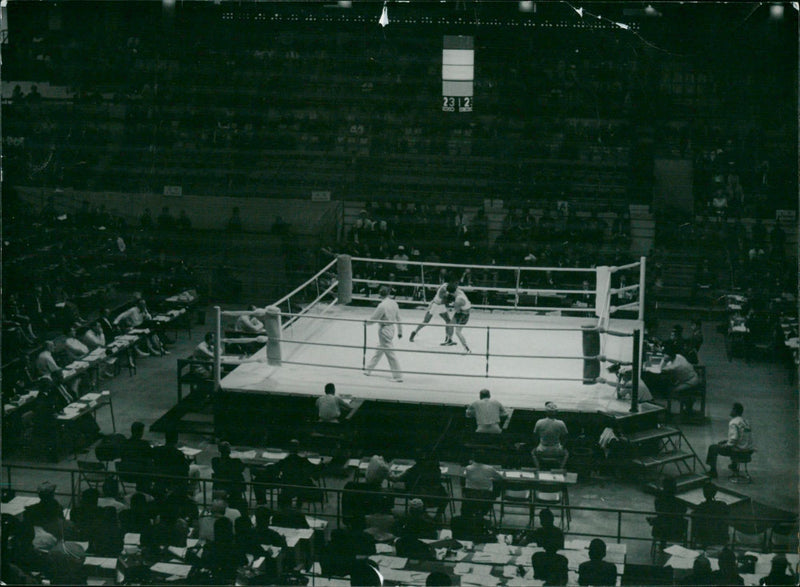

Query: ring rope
[
  {"left": 350, "top": 255, "right": 617, "bottom": 274},
  {"left": 275, "top": 358, "right": 588, "bottom": 382},
  {"left": 351, "top": 277, "right": 598, "bottom": 296},
  {"left": 610, "top": 284, "right": 640, "bottom": 294},
  {"left": 350, "top": 295, "right": 598, "bottom": 314},
  {"left": 277, "top": 337, "right": 601, "bottom": 361}
]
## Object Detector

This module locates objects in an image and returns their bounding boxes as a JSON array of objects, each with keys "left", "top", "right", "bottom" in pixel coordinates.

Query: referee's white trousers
[{"left": 366, "top": 328, "right": 403, "bottom": 380}]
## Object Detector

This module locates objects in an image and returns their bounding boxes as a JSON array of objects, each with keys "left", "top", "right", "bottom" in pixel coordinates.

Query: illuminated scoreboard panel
[{"left": 442, "top": 35, "right": 474, "bottom": 113}]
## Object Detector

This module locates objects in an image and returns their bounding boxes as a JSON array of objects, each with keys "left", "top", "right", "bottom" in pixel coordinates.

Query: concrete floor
[{"left": 3, "top": 307, "right": 797, "bottom": 565}]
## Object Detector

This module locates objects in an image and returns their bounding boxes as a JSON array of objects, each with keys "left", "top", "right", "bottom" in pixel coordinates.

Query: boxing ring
[{"left": 214, "top": 255, "right": 654, "bottom": 416}]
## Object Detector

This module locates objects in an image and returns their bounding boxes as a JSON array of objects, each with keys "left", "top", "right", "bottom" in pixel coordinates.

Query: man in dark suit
[
  {"left": 151, "top": 428, "right": 190, "bottom": 497},
  {"left": 578, "top": 539, "right": 617, "bottom": 586},
  {"left": 691, "top": 483, "right": 730, "bottom": 548},
  {"left": 274, "top": 439, "right": 323, "bottom": 508}
]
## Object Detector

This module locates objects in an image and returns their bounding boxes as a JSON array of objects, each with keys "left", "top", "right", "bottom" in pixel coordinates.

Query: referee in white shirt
[{"left": 364, "top": 286, "right": 404, "bottom": 382}]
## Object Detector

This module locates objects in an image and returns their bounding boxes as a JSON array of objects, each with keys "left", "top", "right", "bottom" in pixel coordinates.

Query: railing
[{"left": 3, "top": 462, "right": 795, "bottom": 550}]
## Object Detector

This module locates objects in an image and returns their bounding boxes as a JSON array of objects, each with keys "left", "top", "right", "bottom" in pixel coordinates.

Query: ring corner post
[
  {"left": 337, "top": 254, "right": 353, "bottom": 305},
  {"left": 214, "top": 306, "right": 222, "bottom": 393},
  {"left": 264, "top": 306, "right": 283, "bottom": 366},
  {"left": 630, "top": 329, "right": 640, "bottom": 413}
]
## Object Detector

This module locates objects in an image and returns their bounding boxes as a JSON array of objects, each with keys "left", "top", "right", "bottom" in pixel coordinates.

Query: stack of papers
[
  {"left": 150, "top": 562, "right": 192, "bottom": 578},
  {"left": 262, "top": 450, "right": 288, "bottom": 460},
  {"left": 230, "top": 450, "right": 257, "bottom": 460}
]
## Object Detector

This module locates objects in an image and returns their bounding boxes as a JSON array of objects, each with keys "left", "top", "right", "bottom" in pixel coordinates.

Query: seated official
[
  {"left": 711, "top": 547, "right": 743, "bottom": 586},
  {"left": 705, "top": 402, "right": 753, "bottom": 478},
  {"left": 394, "top": 498, "right": 438, "bottom": 540},
  {"left": 578, "top": 539, "right": 617, "bottom": 586},
  {"left": 23, "top": 482, "right": 66, "bottom": 538},
  {"left": 462, "top": 452, "right": 503, "bottom": 518},
  {"left": 63, "top": 324, "right": 90, "bottom": 362},
  {"left": 651, "top": 476, "right": 688, "bottom": 548},
  {"left": 690, "top": 483, "right": 730, "bottom": 548},
  {"left": 531, "top": 533, "right": 569, "bottom": 586},
  {"left": 466, "top": 388, "right": 509, "bottom": 434},
  {"left": 71, "top": 489, "right": 104, "bottom": 541},
  {"left": 151, "top": 428, "right": 191, "bottom": 496},
  {"left": 119, "top": 492, "right": 155, "bottom": 534},
  {"left": 197, "top": 517, "right": 247, "bottom": 586},
  {"left": 275, "top": 439, "right": 324, "bottom": 508},
  {"left": 451, "top": 511, "right": 497, "bottom": 543},
  {"left": 252, "top": 507, "right": 288, "bottom": 547},
  {"left": 659, "top": 344, "right": 702, "bottom": 414},
  {"left": 198, "top": 498, "right": 241, "bottom": 542},
  {"left": 684, "top": 555, "right": 714, "bottom": 586},
  {"left": 211, "top": 441, "right": 247, "bottom": 510},
  {"left": 530, "top": 508, "right": 565, "bottom": 551},
  {"left": 119, "top": 421, "right": 154, "bottom": 491},
  {"left": 532, "top": 402, "right": 569, "bottom": 469},
  {"left": 114, "top": 299, "right": 165, "bottom": 356},
  {"left": 316, "top": 382, "right": 351, "bottom": 423},
  {"left": 391, "top": 452, "right": 449, "bottom": 518},
  {"left": 35, "top": 341, "right": 60, "bottom": 379},
  {"left": 759, "top": 554, "right": 797, "bottom": 586},
  {"left": 191, "top": 332, "right": 215, "bottom": 378}
]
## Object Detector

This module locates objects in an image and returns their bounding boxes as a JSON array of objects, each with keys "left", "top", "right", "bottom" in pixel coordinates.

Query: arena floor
[{"left": 220, "top": 305, "right": 650, "bottom": 414}]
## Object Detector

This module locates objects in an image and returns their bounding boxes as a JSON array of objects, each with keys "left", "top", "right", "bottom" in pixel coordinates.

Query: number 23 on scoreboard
[{"left": 442, "top": 96, "right": 472, "bottom": 112}]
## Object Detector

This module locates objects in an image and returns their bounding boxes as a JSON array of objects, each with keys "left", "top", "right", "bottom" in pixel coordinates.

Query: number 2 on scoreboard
[{"left": 442, "top": 96, "right": 455, "bottom": 112}]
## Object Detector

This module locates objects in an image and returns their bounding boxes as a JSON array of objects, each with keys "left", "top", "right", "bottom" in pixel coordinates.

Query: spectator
[
  {"left": 531, "top": 533, "right": 569, "bottom": 585},
  {"left": 211, "top": 441, "right": 246, "bottom": 511},
  {"left": 88, "top": 507, "right": 123, "bottom": 557},
  {"left": 316, "top": 382, "right": 351, "bottom": 423},
  {"left": 466, "top": 388, "right": 509, "bottom": 434},
  {"left": 711, "top": 547, "right": 743, "bottom": 586},
  {"left": 530, "top": 508, "right": 565, "bottom": 551},
  {"left": 659, "top": 343, "right": 702, "bottom": 415},
  {"left": 684, "top": 554, "right": 713, "bottom": 586},
  {"left": 532, "top": 402, "right": 569, "bottom": 469},
  {"left": 197, "top": 498, "right": 237, "bottom": 542},
  {"left": 226, "top": 206, "right": 243, "bottom": 232},
  {"left": 96, "top": 308, "right": 116, "bottom": 341},
  {"left": 157, "top": 206, "right": 176, "bottom": 231},
  {"left": 23, "top": 482, "right": 65, "bottom": 538},
  {"left": 82, "top": 322, "right": 106, "bottom": 350},
  {"left": 199, "top": 517, "right": 247, "bottom": 585},
  {"left": 706, "top": 402, "right": 753, "bottom": 478},
  {"left": 462, "top": 451, "right": 503, "bottom": 518},
  {"left": 364, "top": 454, "right": 390, "bottom": 485},
  {"left": 114, "top": 299, "right": 165, "bottom": 356},
  {"left": 578, "top": 538, "right": 617, "bottom": 586},
  {"left": 391, "top": 452, "right": 449, "bottom": 519},
  {"left": 119, "top": 492, "right": 155, "bottom": 534},
  {"left": 691, "top": 483, "right": 730, "bottom": 548},
  {"left": 274, "top": 439, "right": 323, "bottom": 509},
  {"left": 689, "top": 319, "right": 704, "bottom": 363},
  {"left": 120, "top": 421, "right": 153, "bottom": 492},
  {"left": 651, "top": 476, "right": 687, "bottom": 550},
  {"left": 35, "top": 341, "right": 60, "bottom": 378},
  {"left": 233, "top": 515, "right": 264, "bottom": 557},
  {"left": 63, "top": 324, "right": 89, "bottom": 362},
  {"left": 394, "top": 498, "right": 438, "bottom": 540},
  {"left": 759, "top": 554, "right": 797, "bottom": 586},
  {"left": 71, "top": 489, "right": 103, "bottom": 541},
  {"left": 151, "top": 428, "right": 191, "bottom": 496},
  {"left": 176, "top": 209, "right": 192, "bottom": 231}
]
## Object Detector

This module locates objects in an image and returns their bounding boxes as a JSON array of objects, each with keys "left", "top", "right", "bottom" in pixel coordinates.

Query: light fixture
[{"left": 519, "top": 1, "right": 534, "bottom": 12}]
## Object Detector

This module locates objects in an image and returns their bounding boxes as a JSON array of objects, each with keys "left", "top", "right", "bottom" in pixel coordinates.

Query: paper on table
[
  {"left": 665, "top": 556, "right": 696, "bottom": 570},
  {"left": 454, "top": 562, "right": 472, "bottom": 575},
  {"left": 482, "top": 542, "right": 511, "bottom": 554},
  {"left": 663, "top": 544, "right": 700, "bottom": 558},
  {"left": 167, "top": 546, "right": 187, "bottom": 559},
  {"left": 305, "top": 516, "right": 327, "bottom": 529},
  {"left": 263, "top": 450, "right": 288, "bottom": 460},
  {"left": 124, "top": 533, "right": 140, "bottom": 545},
  {"left": 505, "top": 578, "right": 544, "bottom": 587},
  {"left": 230, "top": 450, "right": 257, "bottom": 460},
  {"left": 84, "top": 556, "right": 117, "bottom": 569},
  {"left": 186, "top": 538, "right": 198, "bottom": 548},
  {"left": 503, "top": 565, "right": 521, "bottom": 578},
  {"left": 460, "top": 572, "right": 499, "bottom": 586},
  {"left": 564, "top": 539, "right": 591, "bottom": 550},
  {"left": 375, "top": 543, "right": 394, "bottom": 554},
  {"left": 150, "top": 563, "right": 192, "bottom": 578},
  {"left": 370, "top": 555, "right": 407, "bottom": 569},
  {"left": 537, "top": 472, "right": 565, "bottom": 482}
]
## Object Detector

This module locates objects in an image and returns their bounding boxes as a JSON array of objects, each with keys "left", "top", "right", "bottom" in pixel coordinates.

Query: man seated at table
[
  {"left": 24, "top": 482, "right": 69, "bottom": 538},
  {"left": 316, "top": 382, "right": 351, "bottom": 423},
  {"left": 120, "top": 421, "right": 154, "bottom": 492},
  {"left": 211, "top": 441, "right": 247, "bottom": 512},
  {"left": 759, "top": 554, "right": 798, "bottom": 586},
  {"left": 71, "top": 488, "right": 104, "bottom": 541},
  {"left": 63, "top": 324, "right": 89, "bottom": 362},
  {"left": 451, "top": 509, "right": 497, "bottom": 543},
  {"left": 532, "top": 402, "right": 569, "bottom": 469},
  {"left": 197, "top": 497, "right": 241, "bottom": 542},
  {"left": 82, "top": 322, "right": 116, "bottom": 378},
  {"left": 275, "top": 439, "right": 324, "bottom": 509},
  {"left": 462, "top": 451, "right": 503, "bottom": 518},
  {"left": 394, "top": 498, "right": 438, "bottom": 540},
  {"left": 391, "top": 452, "right": 450, "bottom": 520},
  {"left": 35, "top": 341, "right": 60, "bottom": 379},
  {"left": 191, "top": 332, "right": 215, "bottom": 378},
  {"left": 530, "top": 508, "right": 565, "bottom": 550},
  {"left": 705, "top": 402, "right": 753, "bottom": 478},
  {"left": 465, "top": 388, "right": 509, "bottom": 434},
  {"left": 578, "top": 538, "right": 617, "bottom": 586},
  {"left": 690, "top": 483, "right": 730, "bottom": 548},
  {"left": 151, "top": 428, "right": 192, "bottom": 497},
  {"left": 658, "top": 343, "right": 702, "bottom": 415},
  {"left": 114, "top": 299, "right": 165, "bottom": 357},
  {"left": 531, "top": 533, "right": 569, "bottom": 586}
]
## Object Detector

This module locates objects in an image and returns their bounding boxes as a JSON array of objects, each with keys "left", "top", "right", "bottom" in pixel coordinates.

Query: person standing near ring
[{"left": 364, "top": 285, "right": 404, "bottom": 383}]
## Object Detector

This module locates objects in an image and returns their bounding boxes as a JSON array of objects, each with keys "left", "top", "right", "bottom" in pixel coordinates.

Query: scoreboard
[{"left": 442, "top": 35, "right": 474, "bottom": 113}]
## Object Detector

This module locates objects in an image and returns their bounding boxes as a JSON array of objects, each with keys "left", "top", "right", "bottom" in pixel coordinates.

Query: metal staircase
[{"left": 626, "top": 424, "right": 711, "bottom": 494}]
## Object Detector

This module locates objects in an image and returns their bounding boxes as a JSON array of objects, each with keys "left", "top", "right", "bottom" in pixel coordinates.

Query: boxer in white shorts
[{"left": 409, "top": 274, "right": 458, "bottom": 345}]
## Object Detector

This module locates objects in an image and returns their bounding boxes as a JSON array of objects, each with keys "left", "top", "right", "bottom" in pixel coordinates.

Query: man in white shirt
[
  {"left": 36, "top": 341, "right": 60, "bottom": 377},
  {"left": 82, "top": 323, "right": 106, "bottom": 350},
  {"left": 64, "top": 324, "right": 89, "bottom": 362},
  {"left": 316, "top": 382, "right": 351, "bottom": 422},
  {"left": 706, "top": 402, "right": 753, "bottom": 478},
  {"left": 466, "top": 389, "right": 509, "bottom": 434},
  {"left": 235, "top": 305, "right": 265, "bottom": 333},
  {"left": 364, "top": 286, "right": 404, "bottom": 382},
  {"left": 532, "top": 402, "right": 569, "bottom": 469}
]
